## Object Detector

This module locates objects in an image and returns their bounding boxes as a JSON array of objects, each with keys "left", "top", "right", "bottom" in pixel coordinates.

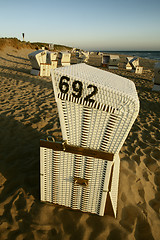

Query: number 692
[{"left": 59, "top": 76, "right": 98, "bottom": 103}]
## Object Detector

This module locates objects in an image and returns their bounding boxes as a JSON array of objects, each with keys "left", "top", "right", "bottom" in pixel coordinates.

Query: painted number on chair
[{"left": 59, "top": 76, "right": 98, "bottom": 103}]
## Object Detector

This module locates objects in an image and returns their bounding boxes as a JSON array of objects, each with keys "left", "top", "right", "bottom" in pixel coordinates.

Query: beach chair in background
[
  {"left": 59, "top": 52, "right": 71, "bottom": 67},
  {"left": 102, "top": 54, "right": 120, "bottom": 69},
  {"left": 108, "top": 55, "right": 120, "bottom": 69},
  {"left": 126, "top": 57, "right": 143, "bottom": 74},
  {"left": 126, "top": 57, "right": 139, "bottom": 69},
  {"left": 40, "top": 63, "right": 139, "bottom": 217},
  {"left": 75, "top": 51, "right": 90, "bottom": 64},
  {"left": 152, "top": 62, "right": 160, "bottom": 91},
  {"left": 135, "top": 66, "right": 143, "bottom": 74},
  {"left": 28, "top": 50, "right": 47, "bottom": 76}
]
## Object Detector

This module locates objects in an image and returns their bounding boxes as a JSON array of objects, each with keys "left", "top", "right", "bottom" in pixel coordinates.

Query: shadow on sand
[
  {"left": 0, "top": 56, "right": 30, "bottom": 66},
  {"left": 7, "top": 53, "right": 30, "bottom": 62}
]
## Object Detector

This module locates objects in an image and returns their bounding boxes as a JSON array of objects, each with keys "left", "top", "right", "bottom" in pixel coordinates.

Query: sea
[{"left": 99, "top": 51, "right": 160, "bottom": 61}]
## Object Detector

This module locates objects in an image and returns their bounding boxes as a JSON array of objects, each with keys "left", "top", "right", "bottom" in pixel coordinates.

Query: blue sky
[{"left": 0, "top": 0, "right": 160, "bottom": 51}]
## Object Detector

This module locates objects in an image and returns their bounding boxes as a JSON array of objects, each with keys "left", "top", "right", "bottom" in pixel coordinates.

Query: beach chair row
[{"left": 28, "top": 50, "right": 71, "bottom": 76}]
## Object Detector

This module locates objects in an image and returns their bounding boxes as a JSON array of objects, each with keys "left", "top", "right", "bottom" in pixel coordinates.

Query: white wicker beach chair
[
  {"left": 28, "top": 50, "right": 47, "bottom": 71},
  {"left": 40, "top": 63, "right": 139, "bottom": 217}
]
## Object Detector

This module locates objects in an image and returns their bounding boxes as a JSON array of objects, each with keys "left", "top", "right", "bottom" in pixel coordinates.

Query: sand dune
[{"left": 0, "top": 46, "right": 160, "bottom": 240}]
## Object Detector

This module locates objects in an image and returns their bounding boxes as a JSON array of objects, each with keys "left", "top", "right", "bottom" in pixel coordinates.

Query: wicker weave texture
[
  {"left": 51, "top": 63, "right": 139, "bottom": 154},
  {"left": 40, "top": 147, "right": 114, "bottom": 216}
]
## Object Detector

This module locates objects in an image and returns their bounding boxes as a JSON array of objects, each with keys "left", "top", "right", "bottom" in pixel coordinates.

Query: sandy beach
[{"left": 0, "top": 46, "right": 160, "bottom": 240}]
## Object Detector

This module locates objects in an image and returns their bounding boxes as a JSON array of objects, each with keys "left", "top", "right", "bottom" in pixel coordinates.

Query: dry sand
[{"left": 0, "top": 47, "right": 160, "bottom": 240}]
